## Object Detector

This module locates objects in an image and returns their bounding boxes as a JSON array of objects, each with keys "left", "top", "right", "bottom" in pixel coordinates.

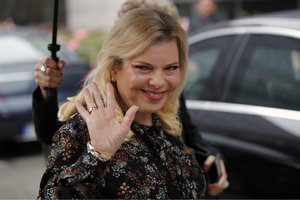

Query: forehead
[{"left": 130, "top": 39, "right": 179, "bottom": 62}]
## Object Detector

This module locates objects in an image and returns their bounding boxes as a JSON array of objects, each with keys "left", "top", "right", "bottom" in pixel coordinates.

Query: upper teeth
[{"left": 146, "top": 91, "right": 159, "bottom": 96}]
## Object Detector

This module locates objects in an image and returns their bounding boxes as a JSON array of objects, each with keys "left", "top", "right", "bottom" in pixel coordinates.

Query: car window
[
  {"left": 185, "top": 35, "right": 236, "bottom": 100},
  {"left": 226, "top": 34, "right": 300, "bottom": 111},
  {"left": 0, "top": 34, "right": 79, "bottom": 68},
  {"left": 0, "top": 35, "right": 44, "bottom": 65}
]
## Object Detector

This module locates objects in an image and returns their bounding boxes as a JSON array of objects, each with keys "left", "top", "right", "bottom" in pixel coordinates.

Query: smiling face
[{"left": 111, "top": 39, "right": 181, "bottom": 125}]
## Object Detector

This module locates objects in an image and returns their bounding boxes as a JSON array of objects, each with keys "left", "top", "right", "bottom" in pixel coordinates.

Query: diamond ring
[
  {"left": 40, "top": 65, "right": 47, "bottom": 75},
  {"left": 88, "top": 106, "right": 97, "bottom": 114}
]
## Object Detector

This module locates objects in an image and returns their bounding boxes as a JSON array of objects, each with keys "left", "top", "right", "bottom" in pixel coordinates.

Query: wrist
[
  {"left": 86, "top": 141, "right": 114, "bottom": 162},
  {"left": 41, "top": 92, "right": 48, "bottom": 101},
  {"left": 40, "top": 87, "right": 49, "bottom": 101}
]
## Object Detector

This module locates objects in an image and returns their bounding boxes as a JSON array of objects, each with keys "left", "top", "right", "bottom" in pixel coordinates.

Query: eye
[
  {"left": 165, "top": 65, "right": 180, "bottom": 71},
  {"left": 133, "top": 65, "right": 151, "bottom": 71}
]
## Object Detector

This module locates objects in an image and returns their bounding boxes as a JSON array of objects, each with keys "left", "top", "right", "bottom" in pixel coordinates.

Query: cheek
[
  {"left": 124, "top": 74, "right": 145, "bottom": 88},
  {"left": 167, "top": 74, "right": 182, "bottom": 91},
  {"left": 117, "top": 68, "right": 144, "bottom": 83},
  {"left": 116, "top": 73, "right": 144, "bottom": 96}
]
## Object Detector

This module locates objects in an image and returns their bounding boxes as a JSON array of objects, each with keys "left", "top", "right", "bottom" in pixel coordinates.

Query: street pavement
[{"left": 0, "top": 141, "right": 45, "bottom": 199}]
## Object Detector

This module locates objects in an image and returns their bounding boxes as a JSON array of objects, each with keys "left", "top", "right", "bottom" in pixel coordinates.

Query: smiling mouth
[{"left": 142, "top": 90, "right": 165, "bottom": 101}]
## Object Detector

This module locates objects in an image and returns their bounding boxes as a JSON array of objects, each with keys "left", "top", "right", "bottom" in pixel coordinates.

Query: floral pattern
[{"left": 38, "top": 113, "right": 206, "bottom": 199}]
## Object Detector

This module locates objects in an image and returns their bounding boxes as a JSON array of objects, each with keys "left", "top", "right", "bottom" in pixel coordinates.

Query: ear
[{"left": 110, "top": 66, "right": 117, "bottom": 82}]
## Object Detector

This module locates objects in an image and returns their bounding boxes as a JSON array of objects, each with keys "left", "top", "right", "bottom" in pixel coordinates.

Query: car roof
[
  {"left": 0, "top": 26, "right": 51, "bottom": 39},
  {"left": 229, "top": 10, "right": 300, "bottom": 30},
  {"left": 189, "top": 9, "right": 300, "bottom": 36},
  {"left": 188, "top": 9, "right": 300, "bottom": 43}
]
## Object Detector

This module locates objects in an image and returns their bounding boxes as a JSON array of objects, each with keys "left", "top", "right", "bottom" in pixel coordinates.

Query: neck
[{"left": 134, "top": 112, "right": 152, "bottom": 126}]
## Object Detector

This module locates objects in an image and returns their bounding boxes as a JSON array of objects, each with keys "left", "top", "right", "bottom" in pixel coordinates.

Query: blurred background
[
  {"left": 1, "top": 0, "right": 300, "bottom": 65},
  {"left": 0, "top": 0, "right": 299, "bottom": 199}
]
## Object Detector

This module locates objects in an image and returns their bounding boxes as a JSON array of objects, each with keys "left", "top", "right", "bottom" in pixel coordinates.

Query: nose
[{"left": 149, "top": 71, "right": 165, "bottom": 89}]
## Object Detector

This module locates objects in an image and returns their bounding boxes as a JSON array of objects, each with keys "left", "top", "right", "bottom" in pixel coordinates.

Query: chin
[{"left": 139, "top": 105, "right": 163, "bottom": 114}]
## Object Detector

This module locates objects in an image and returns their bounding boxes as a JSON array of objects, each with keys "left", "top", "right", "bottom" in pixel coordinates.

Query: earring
[{"left": 111, "top": 77, "right": 116, "bottom": 82}]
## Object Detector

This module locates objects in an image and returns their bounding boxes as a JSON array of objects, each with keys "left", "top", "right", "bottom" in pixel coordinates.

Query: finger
[
  {"left": 210, "top": 159, "right": 227, "bottom": 185},
  {"left": 207, "top": 160, "right": 229, "bottom": 196},
  {"left": 46, "top": 67, "right": 63, "bottom": 77},
  {"left": 37, "top": 57, "right": 47, "bottom": 68},
  {"left": 220, "top": 160, "right": 227, "bottom": 177},
  {"left": 106, "top": 82, "right": 116, "bottom": 110},
  {"left": 38, "top": 58, "right": 61, "bottom": 75},
  {"left": 35, "top": 62, "right": 41, "bottom": 72},
  {"left": 217, "top": 160, "right": 228, "bottom": 184},
  {"left": 83, "top": 87, "right": 97, "bottom": 112},
  {"left": 203, "top": 155, "right": 216, "bottom": 172},
  {"left": 45, "top": 79, "right": 62, "bottom": 87},
  {"left": 36, "top": 79, "right": 57, "bottom": 88},
  {"left": 121, "top": 106, "right": 138, "bottom": 129},
  {"left": 35, "top": 62, "right": 45, "bottom": 76},
  {"left": 35, "top": 73, "right": 62, "bottom": 88},
  {"left": 214, "top": 168, "right": 227, "bottom": 186},
  {"left": 35, "top": 74, "right": 47, "bottom": 88},
  {"left": 36, "top": 61, "right": 62, "bottom": 79},
  {"left": 75, "top": 99, "right": 89, "bottom": 120},
  {"left": 207, "top": 184, "right": 223, "bottom": 197},
  {"left": 207, "top": 176, "right": 227, "bottom": 197},
  {"left": 57, "top": 60, "right": 65, "bottom": 70},
  {"left": 38, "top": 70, "right": 62, "bottom": 82},
  {"left": 207, "top": 164, "right": 227, "bottom": 196},
  {"left": 44, "top": 58, "right": 59, "bottom": 69},
  {"left": 91, "top": 82, "right": 105, "bottom": 110}
]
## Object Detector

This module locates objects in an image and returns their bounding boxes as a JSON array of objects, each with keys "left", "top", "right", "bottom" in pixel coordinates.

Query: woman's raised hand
[{"left": 75, "top": 82, "right": 138, "bottom": 156}]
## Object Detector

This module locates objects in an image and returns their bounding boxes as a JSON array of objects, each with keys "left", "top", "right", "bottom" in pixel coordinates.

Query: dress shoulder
[{"left": 52, "top": 112, "right": 89, "bottom": 144}]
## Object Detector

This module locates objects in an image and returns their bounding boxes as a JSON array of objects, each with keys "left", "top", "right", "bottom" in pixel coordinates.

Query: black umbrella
[{"left": 47, "top": 0, "right": 61, "bottom": 99}]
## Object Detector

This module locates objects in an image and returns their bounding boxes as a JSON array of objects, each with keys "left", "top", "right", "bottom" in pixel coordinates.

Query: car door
[
  {"left": 222, "top": 32, "right": 300, "bottom": 197},
  {"left": 185, "top": 27, "right": 300, "bottom": 197}
]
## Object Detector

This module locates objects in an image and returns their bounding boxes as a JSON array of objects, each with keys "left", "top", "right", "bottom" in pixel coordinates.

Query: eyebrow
[{"left": 133, "top": 61, "right": 180, "bottom": 67}]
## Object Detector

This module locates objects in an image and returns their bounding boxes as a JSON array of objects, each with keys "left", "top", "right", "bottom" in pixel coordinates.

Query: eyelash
[
  {"left": 134, "top": 65, "right": 150, "bottom": 70},
  {"left": 134, "top": 65, "right": 179, "bottom": 71},
  {"left": 165, "top": 66, "right": 179, "bottom": 71}
]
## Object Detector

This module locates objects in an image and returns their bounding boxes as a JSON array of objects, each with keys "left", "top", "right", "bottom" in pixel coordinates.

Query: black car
[
  {"left": 185, "top": 10, "right": 300, "bottom": 198},
  {"left": 0, "top": 27, "right": 89, "bottom": 142}
]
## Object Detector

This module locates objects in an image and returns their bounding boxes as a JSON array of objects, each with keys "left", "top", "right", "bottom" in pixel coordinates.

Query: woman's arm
[
  {"left": 32, "top": 87, "right": 60, "bottom": 145},
  {"left": 32, "top": 58, "right": 64, "bottom": 145}
]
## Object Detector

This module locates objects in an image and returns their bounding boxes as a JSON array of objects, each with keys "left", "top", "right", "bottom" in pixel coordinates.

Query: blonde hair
[
  {"left": 58, "top": 8, "right": 188, "bottom": 137},
  {"left": 117, "top": 0, "right": 181, "bottom": 22}
]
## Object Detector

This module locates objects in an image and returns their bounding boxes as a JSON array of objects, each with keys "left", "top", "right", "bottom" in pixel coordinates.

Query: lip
[{"left": 141, "top": 90, "right": 165, "bottom": 101}]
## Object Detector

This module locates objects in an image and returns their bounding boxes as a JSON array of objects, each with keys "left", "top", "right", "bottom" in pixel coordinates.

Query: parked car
[
  {"left": 184, "top": 10, "right": 300, "bottom": 198},
  {"left": 0, "top": 27, "right": 89, "bottom": 142}
]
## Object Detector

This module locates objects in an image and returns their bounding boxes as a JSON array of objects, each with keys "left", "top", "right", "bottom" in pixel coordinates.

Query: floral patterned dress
[{"left": 38, "top": 113, "right": 206, "bottom": 199}]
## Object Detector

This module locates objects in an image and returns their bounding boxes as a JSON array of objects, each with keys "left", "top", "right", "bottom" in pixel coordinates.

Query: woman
[{"left": 38, "top": 8, "right": 206, "bottom": 199}]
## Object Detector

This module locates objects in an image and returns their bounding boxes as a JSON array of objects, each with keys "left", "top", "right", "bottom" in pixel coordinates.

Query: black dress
[{"left": 38, "top": 113, "right": 206, "bottom": 199}]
